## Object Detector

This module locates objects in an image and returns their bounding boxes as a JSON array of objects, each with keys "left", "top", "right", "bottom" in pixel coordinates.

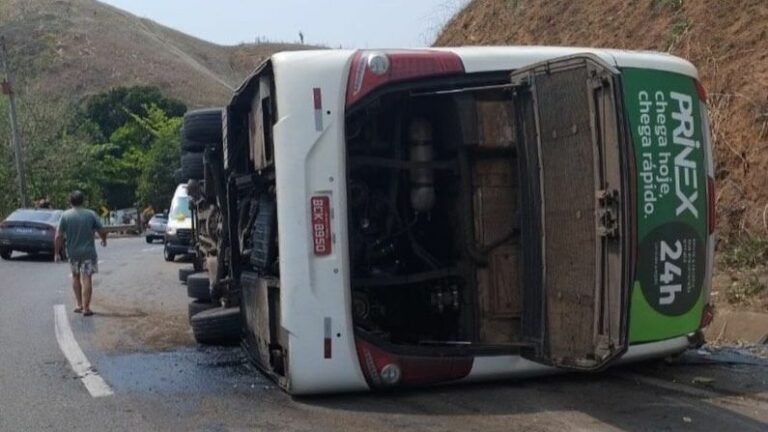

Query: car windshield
[
  {"left": 5, "top": 209, "right": 62, "bottom": 223},
  {"left": 151, "top": 215, "right": 167, "bottom": 222},
  {"left": 169, "top": 196, "right": 191, "bottom": 220}
]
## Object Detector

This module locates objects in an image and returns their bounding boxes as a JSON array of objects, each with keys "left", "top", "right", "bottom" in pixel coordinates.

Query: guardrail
[{"left": 103, "top": 224, "right": 141, "bottom": 236}]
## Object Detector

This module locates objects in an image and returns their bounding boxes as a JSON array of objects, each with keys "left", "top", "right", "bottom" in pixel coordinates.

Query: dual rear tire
[
  {"left": 190, "top": 307, "right": 241, "bottom": 346},
  {"left": 185, "top": 271, "right": 240, "bottom": 345},
  {"left": 179, "top": 108, "right": 222, "bottom": 182},
  {"left": 180, "top": 109, "right": 239, "bottom": 346}
]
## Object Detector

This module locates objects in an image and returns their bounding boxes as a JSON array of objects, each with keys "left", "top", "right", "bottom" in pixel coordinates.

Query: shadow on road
[
  {"left": 296, "top": 359, "right": 768, "bottom": 431},
  {"left": 2, "top": 252, "right": 56, "bottom": 262}
]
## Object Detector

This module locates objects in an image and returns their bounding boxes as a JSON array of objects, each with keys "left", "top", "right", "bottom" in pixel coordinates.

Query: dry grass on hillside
[
  {"left": 436, "top": 0, "right": 768, "bottom": 241},
  {"left": 0, "top": 0, "right": 312, "bottom": 107}
]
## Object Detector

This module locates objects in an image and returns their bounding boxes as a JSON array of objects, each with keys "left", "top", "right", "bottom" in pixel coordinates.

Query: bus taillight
[
  {"left": 346, "top": 50, "right": 464, "bottom": 107},
  {"left": 354, "top": 337, "right": 473, "bottom": 388}
]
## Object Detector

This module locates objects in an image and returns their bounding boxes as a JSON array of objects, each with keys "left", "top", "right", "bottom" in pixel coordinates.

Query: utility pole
[{"left": 0, "top": 36, "right": 28, "bottom": 208}]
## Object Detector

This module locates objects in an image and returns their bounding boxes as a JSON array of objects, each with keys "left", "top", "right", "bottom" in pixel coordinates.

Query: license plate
[
  {"left": 310, "top": 195, "right": 332, "bottom": 256},
  {"left": 15, "top": 228, "right": 33, "bottom": 234}
]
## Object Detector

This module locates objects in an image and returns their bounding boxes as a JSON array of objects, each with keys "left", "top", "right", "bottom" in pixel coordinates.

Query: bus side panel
[{"left": 621, "top": 68, "right": 709, "bottom": 343}]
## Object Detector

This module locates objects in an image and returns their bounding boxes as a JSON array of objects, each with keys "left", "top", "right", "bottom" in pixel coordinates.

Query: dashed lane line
[{"left": 53, "top": 304, "right": 114, "bottom": 398}]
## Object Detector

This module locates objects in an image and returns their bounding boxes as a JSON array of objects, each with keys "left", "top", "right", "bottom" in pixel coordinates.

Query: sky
[{"left": 98, "top": 0, "right": 471, "bottom": 48}]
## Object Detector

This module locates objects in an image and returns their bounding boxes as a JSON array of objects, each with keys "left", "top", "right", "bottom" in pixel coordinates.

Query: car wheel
[
  {"left": 190, "top": 307, "right": 240, "bottom": 345},
  {"left": 181, "top": 152, "right": 204, "bottom": 180},
  {"left": 183, "top": 108, "right": 223, "bottom": 143},
  {"left": 188, "top": 300, "right": 218, "bottom": 322},
  {"left": 164, "top": 244, "right": 175, "bottom": 262},
  {"left": 178, "top": 267, "right": 195, "bottom": 283},
  {"left": 145, "top": 236, "right": 153, "bottom": 244},
  {"left": 1, "top": 249, "right": 12, "bottom": 260},
  {"left": 186, "top": 272, "right": 211, "bottom": 301}
]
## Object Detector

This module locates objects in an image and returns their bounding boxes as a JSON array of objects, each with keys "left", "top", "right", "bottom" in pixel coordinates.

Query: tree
[
  {"left": 0, "top": 94, "right": 102, "bottom": 217},
  {"left": 132, "top": 105, "right": 183, "bottom": 210},
  {"left": 0, "top": 86, "right": 185, "bottom": 218},
  {"left": 82, "top": 86, "right": 186, "bottom": 141},
  {"left": 82, "top": 86, "right": 186, "bottom": 209}
]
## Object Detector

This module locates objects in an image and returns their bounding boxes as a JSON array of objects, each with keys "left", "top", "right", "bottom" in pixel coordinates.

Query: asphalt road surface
[{"left": 1, "top": 237, "right": 767, "bottom": 431}]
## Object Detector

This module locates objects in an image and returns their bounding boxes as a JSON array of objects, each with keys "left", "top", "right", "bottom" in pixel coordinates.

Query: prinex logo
[{"left": 671, "top": 92, "right": 700, "bottom": 218}]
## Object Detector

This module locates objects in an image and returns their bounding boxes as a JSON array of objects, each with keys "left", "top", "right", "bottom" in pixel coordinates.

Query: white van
[
  {"left": 195, "top": 47, "right": 714, "bottom": 395},
  {"left": 164, "top": 184, "right": 193, "bottom": 262}
]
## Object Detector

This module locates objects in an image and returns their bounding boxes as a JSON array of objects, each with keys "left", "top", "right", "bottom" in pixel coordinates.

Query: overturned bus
[{"left": 183, "top": 46, "right": 715, "bottom": 395}]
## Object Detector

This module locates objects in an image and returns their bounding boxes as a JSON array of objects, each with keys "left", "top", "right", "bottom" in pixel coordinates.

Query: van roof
[{"left": 174, "top": 183, "right": 188, "bottom": 197}]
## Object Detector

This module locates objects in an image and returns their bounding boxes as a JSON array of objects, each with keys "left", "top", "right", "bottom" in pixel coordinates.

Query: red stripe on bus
[
  {"left": 313, "top": 88, "right": 322, "bottom": 110},
  {"left": 324, "top": 338, "right": 332, "bottom": 359}
]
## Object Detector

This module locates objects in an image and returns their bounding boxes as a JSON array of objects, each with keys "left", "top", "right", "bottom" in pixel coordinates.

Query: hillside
[
  {"left": 0, "top": 0, "right": 310, "bottom": 107},
  {"left": 437, "top": 0, "right": 768, "bottom": 240}
]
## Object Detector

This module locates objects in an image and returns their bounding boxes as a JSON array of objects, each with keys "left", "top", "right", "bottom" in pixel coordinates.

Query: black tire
[
  {"left": 0, "top": 249, "right": 11, "bottom": 260},
  {"left": 186, "top": 272, "right": 211, "bottom": 301},
  {"left": 178, "top": 267, "right": 195, "bottom": 283},
  {"left": 188, "top": 300, "right": 218, "bottom": 322},
  {"left": 181, "top": 135, "right": 212, "bottom": 153},
  {"left": 190, "top": 307, "right": 241, "bottom": 345},
  {"left": 183, "top": 108, "right": 223, "bottom": 143},
  {"left": 181, "top": 152, "right": 204, "bottom": 180},
  {"left": 145, "top": 236, "right": 153, "bottom": 244},
  {"left": 164, "top": 244, "right": 175, "bottom": 262},
  {"left": 174, "top": 168, "right": 185, "bottom": 184}
]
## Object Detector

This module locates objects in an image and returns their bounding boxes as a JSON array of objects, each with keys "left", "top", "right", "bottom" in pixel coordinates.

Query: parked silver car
[{"left": 145, "top": 214, "right": 168, "bottom": 243}]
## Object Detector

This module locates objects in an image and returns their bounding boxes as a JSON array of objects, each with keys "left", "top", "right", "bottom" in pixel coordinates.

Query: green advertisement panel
[{"left": 621, "top": 68, "right": 708, "bottom": 343}]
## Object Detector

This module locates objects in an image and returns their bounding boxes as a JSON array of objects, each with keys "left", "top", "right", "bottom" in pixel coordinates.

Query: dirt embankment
[
  {"left": 437, "top": 0, "right": 768, "bottom": 318},
  {"left": 436, "top": 0, "right": 768, "bottom": 241}
]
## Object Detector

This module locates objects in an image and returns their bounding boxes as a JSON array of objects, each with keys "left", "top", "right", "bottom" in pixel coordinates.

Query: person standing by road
[
  {"left": 55, "top": 191, "right": 108, "bottom": 316},
  {"left": 141, "top": 204, "right": 155, "bottom": 229}
]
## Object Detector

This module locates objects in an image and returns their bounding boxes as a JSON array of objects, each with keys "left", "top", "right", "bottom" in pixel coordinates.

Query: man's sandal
[
  {"left": 83, "top": 310, "right": 93, "bottom": 316},
  {"left": 74, "top": 307, "right": 83, "bottom": 314}
]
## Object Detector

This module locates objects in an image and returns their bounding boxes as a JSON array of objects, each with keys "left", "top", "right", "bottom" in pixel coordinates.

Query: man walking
[{"left": 55, "top": 191, "right": 108, "bottom": 316}]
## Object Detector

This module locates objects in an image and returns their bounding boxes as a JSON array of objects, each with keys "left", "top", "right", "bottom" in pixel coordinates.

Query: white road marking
[
  {"left": 141, "top": 247, "right": 160, "bottom": 252},
  {"left": 53, "top": 304, "right": 114, "bottom": 398}
]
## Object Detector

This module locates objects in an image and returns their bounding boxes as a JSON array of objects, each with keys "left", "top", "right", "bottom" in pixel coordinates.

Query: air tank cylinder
[{"left": 409, "top": 119, "right": 435, "bottom": 213}]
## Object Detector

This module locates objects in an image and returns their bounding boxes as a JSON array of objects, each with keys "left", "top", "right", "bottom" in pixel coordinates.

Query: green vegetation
[
  {"left": 722, "top": 235, "right": 768, "bottom": 268},
  {"left": 133, "top": 107, "right": 183, "bottom": 211},
  {"left": 721, "top": 235, "right": 768, "bottom": 304},
  {"left": 665, "top": 16, "right": 691, "bottom": 51},
  {"left": 670, "top": 17, "right": 691, "bottom": 37},
  {"left": 0, "top": 85, "right": 185, "bottom": 218},
  {"left": 726, "top": 272, "right": 766, "bottom": 304},
  {"left": 83, "top": 86, "right": 186, "bottom": 141},
  {"left": 652, "top": 0, "right": 684, "bottom": 11}
]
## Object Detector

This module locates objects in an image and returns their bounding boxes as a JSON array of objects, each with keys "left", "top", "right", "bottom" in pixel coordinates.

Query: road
[{"left": 0, "top": 237, "right": 766, "bottom": 431}]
